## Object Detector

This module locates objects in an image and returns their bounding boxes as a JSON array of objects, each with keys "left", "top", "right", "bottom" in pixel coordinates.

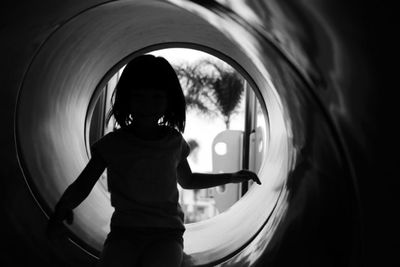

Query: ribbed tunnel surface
[{"left": 2, "top": 0, "right": 395, "bottom": 266}]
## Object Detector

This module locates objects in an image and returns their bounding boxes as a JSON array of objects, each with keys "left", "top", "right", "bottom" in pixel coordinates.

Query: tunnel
[{"left": 1, "top": 0, "right": 396, "bottom": 266}]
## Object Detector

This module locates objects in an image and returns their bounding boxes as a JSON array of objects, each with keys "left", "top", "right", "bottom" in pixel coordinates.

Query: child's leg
[
  {"left": 97, "top": 237, "right": 141, "bottom": 267},
  {"left": 139, "top": 239, "right": 183, "bottom": 267}
]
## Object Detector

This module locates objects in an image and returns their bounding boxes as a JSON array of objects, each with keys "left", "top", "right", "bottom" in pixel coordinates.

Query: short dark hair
[{"left": 107, "top": 54, "right": 186, "bottom": 132}]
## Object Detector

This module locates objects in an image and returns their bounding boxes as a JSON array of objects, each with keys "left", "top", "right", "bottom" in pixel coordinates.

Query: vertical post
[{"left": 242, "top": 80, "right": 257, "bottom": 196}]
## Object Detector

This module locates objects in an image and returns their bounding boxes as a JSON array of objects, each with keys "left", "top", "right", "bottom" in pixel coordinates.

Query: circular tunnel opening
[
  {"left": 15, "top": 1, "right": 293, "bottom": 265},
  {"left": 81, "top": 44, "right": 289, "bottom": 264},
  {"left": 87, "top": 47, "right": 270, "bottom": 224}
]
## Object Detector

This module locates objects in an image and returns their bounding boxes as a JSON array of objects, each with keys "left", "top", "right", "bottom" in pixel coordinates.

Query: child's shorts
[{"left": 104, "top": 225, "right": 185, "bottom": 249}]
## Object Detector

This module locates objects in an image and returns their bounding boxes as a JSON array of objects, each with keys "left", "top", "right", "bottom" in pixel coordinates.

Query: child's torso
[{"left": 92, "top": 127, "right": 186, "bottom": 229}]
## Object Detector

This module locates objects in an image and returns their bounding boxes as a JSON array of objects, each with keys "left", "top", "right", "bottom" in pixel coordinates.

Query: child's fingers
[
  {"left": 46, "top": 214, "right": 73, "bottom": 242},
  {"left": 248, "top": 172, "right": 261, "bottom": 185},
  {"left": 251, "top": 172, "right": 261, "bottom": 185},
  {"left": 240, "top": 170, "right": 261, "bottom": 185},
  {"left": 65, "top": 210, "right": 74, "bottom": 225},
  {"left": 253, "top": 175, "right": 262, "bottom": 185}
]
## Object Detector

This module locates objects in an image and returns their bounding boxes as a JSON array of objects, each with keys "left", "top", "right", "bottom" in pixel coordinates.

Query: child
[{"left": 46, "top": 54, "right": 261, "bottom": 267}]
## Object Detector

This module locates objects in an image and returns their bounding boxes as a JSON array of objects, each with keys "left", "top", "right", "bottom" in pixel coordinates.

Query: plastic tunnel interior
[{"left": 2, "top": 0, "right": 380, "bottom": 266}]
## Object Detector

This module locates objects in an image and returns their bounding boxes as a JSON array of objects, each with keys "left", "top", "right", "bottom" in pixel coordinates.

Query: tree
[
  {"left": 202, "top": 59, "right": 244, "bottom": 129},
  {"left": 174, "top": 62, "right": 216, "bottom": 117},
  {"left": 174, "top": 58, "right": 244, "bottom": 129}
]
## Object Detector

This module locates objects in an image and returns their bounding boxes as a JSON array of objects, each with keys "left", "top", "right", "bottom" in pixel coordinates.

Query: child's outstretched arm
[
  {"left": 177, "top": 159, "right": 261, "bottom": 190},
  {"left": 46, "top": 151, "right": 106, "bottom": 239}
]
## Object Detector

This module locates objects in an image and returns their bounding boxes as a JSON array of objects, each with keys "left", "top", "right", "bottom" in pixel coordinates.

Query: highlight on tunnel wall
[{"left": 12, "top": 0, "right": 360, "bottom": 266}]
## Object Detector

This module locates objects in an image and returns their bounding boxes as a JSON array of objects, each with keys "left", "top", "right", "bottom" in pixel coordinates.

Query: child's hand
[
  {"left": 46, "top": 209, "right": 74, "bottom": 241},
  {"left": 231, "top": 170, "right": 262, "bottom": 185}
]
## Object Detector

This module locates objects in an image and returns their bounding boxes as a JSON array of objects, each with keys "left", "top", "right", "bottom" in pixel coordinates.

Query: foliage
[{"left": 174, "top": 58, "right": 244, "bottom": 129}]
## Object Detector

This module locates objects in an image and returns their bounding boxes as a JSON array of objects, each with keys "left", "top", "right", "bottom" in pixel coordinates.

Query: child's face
[{"left": 129, "top": 87, "right": 167, "bottom": 121}]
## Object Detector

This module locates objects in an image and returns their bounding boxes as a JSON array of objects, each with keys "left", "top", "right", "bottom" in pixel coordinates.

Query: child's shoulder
[
  {"left": 96, "top": 126, "right": 183, "bottom": 144},
  {"left": 91, "top": 130, "right": 120, "bottom": 147},
  {"left": 100, "top": 130, "right": 119, "bottom": 140}
]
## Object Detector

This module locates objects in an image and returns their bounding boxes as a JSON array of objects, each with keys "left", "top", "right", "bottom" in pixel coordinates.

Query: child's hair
[{"left": 107, "top": 54, "right": 186, "bottom": 132}]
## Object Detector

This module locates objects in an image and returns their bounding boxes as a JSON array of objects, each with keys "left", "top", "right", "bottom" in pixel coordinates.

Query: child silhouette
[{"left": 46, "top": 54, "right": 261, "bottom": 267}]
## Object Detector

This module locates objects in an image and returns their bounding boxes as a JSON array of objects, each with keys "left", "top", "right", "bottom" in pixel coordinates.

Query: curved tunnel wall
[
  {"left": 16, "top": 1, "right": 291, "bottom": 265},
  {"left": 2, "top": 0, "right": 394, "bottom": 266},
  {"left": 16, "top": 1, "right": 296, "bottom": 265}
]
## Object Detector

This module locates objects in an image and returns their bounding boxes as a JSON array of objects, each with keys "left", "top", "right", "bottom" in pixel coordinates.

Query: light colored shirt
[{"left": 91, "top": 126, "right": 190, "bottom": 230}]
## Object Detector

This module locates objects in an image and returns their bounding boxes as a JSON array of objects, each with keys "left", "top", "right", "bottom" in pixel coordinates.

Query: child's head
[{"left": 108, "top": 54, "right": 186, "bottom": 132}]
